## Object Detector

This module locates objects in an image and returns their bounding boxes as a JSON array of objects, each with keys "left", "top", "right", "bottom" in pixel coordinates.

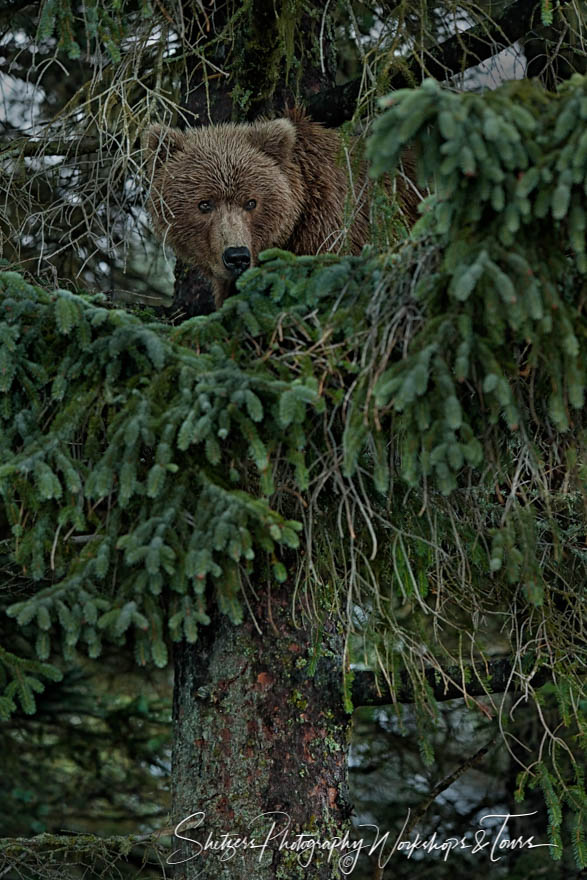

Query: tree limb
[
  {"left": 306, "top": 0, "right": 542, "bottom": 126},
  {"left": 351, "top": 657, "right": 557, "bottom": 707},
  {"left": 405, "top": 735, "right": 499, "bottom": 833},
  {"left": 0, "top": 0, "right": 36, "bottom": 19},
  {"left": 0, "top": 136, "right": 102, "bottom": 157}
]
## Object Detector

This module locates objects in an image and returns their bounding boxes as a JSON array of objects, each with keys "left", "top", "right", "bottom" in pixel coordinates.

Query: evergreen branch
[
  {"left": 306, "top": 0, "right": 542, "bottom": 125},
  {"left": 1, "top": 74, "right": 585, "bottom": 844},
  {"left": 351, "top": 659, "right": 558, "bottom": 707}
]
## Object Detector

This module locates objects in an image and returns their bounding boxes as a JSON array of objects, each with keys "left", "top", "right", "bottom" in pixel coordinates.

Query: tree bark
[
  {"left": 171, "top": 585, "right": 352, "bottom": 879},
  {"left": 169, "top": 6, "right": 352, "bottom": 877}
]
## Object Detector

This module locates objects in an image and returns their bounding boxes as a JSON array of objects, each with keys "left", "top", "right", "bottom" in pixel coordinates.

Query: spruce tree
[{"left": 1, "top": 3, "right": 586, "bottom": 879}]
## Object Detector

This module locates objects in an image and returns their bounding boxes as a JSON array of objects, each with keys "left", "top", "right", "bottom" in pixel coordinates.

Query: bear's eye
[
  {"left": 244, "top": 199, "right": 257, "bottom": 211},
  {"left": 198, "top": 200, "right": 213, "bottom": 213}
]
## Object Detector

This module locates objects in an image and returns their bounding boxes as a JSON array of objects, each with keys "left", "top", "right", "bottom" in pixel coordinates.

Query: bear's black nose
[{"left": 222, "top": 246, "right": 251, "bottom": 275}]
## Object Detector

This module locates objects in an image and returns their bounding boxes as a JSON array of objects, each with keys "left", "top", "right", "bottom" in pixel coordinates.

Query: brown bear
[{"left": 145, "top": 108, "right": 415, "bottom": 307}]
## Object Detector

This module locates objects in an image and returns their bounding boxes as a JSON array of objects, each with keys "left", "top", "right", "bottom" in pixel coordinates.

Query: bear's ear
[
  {"left": 248, "top": 119, "right": 296, "bottom": 164},
  {"left": 144, "top": 125, "right": 186, "bottom": 171}
]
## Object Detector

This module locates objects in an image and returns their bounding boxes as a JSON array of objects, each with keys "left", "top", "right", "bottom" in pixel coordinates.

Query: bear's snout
[{"left": 222, "top": 246, "right": 251, "bottom": 276}]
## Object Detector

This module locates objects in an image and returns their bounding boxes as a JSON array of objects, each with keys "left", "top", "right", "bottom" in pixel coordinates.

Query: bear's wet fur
[{"left": 145, "top": 108, "right": 414, "bottom": 308}]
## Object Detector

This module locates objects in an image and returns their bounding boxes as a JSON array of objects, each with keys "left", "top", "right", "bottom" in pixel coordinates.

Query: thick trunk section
[
  {"left": 169, "top": 9, "right": 350, "bottom": 876},
  {"left": 171, "top": 585, "right": 352, "bottom": 879}
]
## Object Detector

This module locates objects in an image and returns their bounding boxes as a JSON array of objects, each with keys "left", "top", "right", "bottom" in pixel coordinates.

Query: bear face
[{"left": 145, "top": 119, "right": 305, "bottom": 306}]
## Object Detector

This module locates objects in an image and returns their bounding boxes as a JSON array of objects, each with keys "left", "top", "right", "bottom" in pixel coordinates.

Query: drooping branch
[
  {"left": 0, "top": 136, "right": 102, "bottom": 157},
  {"left": 405, "top": 735, "right": 499, "bottom": 832},
  {"left": 351, "top": 658, "right": 556, "bottom": 707},
  {"left": 306, "top": 0, "right": 541, "bottom": 126}
]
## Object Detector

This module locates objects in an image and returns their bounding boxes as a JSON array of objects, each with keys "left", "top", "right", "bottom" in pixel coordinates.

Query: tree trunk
[
  {"left": 169, "top": 7, "right": 351, "bottom": 876},
  {"left": 171, "top": 585, "right": 353, "bottom": 879}
]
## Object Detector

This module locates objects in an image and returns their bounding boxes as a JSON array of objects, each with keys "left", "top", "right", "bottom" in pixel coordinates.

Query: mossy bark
[
  {"left": 171, "top": 585, "right": 353, "bottom": 879},
  {"left": 170, "top": 11, "right": 351, "bottom": 877}
]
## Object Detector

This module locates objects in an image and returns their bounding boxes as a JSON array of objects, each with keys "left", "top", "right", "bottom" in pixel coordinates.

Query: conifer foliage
[{"left": 1, "top": 74, "right": 586, "bottom": 867}]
